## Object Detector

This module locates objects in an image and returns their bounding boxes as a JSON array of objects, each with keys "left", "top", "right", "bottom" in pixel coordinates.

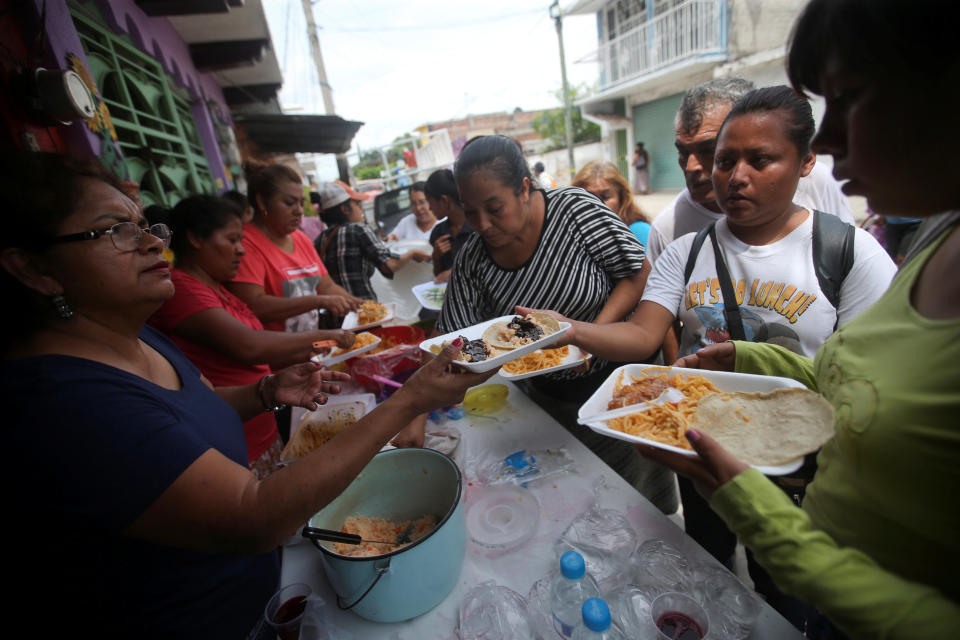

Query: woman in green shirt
[{"left": 642, "top": 1, "right": 960, "bottom": 638}]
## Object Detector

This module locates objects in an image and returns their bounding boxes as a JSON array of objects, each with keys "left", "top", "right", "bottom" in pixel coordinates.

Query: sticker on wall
[{"left": 67, "top": 53, "right": 128, "bottom": 179}]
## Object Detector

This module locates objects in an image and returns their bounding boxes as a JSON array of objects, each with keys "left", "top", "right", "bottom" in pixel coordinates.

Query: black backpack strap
[
  {"left": 707, "top": 225, "right": 747, "bottom": 341},
  {"left": 811, "top": 210, "right": 855, "bottom": 327},
  {"left": 684, "top": 225, "right": 712, "bottom": 283}
]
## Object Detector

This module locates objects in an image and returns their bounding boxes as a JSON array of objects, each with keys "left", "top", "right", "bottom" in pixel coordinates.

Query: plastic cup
[
  {"left": 264, "top": 583, "right": 312, "bottom": 640},
  {"left": 650, "top": 592, "right": 709, "bottom": 640}
]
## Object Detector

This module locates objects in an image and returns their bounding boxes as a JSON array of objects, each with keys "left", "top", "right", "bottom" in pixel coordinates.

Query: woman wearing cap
[
  {"left": 387, "top": 181, "right": 440, "bottom": 242},
  {"left": 225, "top": 161, "right": 361, "bottom": 334},
  {"left": 315, "top": 182, "right": 430, "bottom": 301},
  {"left": 150, "top": 195, "right": 355, "bottom": 478}
]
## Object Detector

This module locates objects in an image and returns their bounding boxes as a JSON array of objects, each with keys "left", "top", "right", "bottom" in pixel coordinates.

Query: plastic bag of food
[
  {"left": 346, "top": 325, "right": 425, "bottom": 394},
  {"left": 458, "top": 581, "right": 536, "bottom": 640}
]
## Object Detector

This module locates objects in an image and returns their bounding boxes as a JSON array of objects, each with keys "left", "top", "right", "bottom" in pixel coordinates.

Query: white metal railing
[{"left": 596, "top": 0, "right": 726, "bottom": 90}]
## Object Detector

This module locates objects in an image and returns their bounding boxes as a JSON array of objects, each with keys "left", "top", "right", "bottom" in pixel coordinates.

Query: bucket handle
[
  {"left": 336, "top": 557, "right": 391, "bottom": 611},
  {"left": 300, "top": 527, "right": 393, "bottom": 611}
]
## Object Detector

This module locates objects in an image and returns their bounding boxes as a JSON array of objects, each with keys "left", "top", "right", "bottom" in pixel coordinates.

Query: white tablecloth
[{"left": 281, "top": 375, "right": 803, "bottom": 639}]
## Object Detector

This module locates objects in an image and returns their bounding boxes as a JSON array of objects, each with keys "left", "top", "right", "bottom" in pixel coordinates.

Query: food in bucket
[
  {"left": 333, "top": 515, "right": 437, "bottom": 557},
  {"left": 501, "top": 345, "right": 570, "bottom": 374},
  {"left": 481, "top": 313, "right": 560, "bottom": 350},
  {"left": 604, "top": 369, "right": 835, "bottom": 465},
  {"left": 357, "top": 300, "right": 388, "bottom": 325},
  {"left": 329, "top": 332, "right": 378, "bottom": 356}
]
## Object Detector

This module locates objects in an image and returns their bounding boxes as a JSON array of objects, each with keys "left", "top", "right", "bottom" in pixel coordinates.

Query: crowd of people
[{"left": 1, "top": 0, "right": 956, "bottom": 637}]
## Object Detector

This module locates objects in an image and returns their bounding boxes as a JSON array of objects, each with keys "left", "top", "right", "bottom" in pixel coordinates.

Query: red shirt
[
  {"left": 150, "top": 270, "right": 277, "bottom": 462},
  {"left": 230, "top": 224, "right": 329, "bottom": 332}
]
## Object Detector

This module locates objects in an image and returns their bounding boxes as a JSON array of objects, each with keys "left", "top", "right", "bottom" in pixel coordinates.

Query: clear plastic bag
[
  {"left": 554, "top": 479, "right": 639, "bottom": 591},
  {"left": 458, "top": 581, "right": 537, "bottom": 640},
  {"left": 629, "top": 539, "right": 693, "bottom": 593},
  {"left": 475, "top": 448, "right": 577, "bottom": 488},
  {"left": 525, "top": 575, "right": 555, "bottom": 640}
]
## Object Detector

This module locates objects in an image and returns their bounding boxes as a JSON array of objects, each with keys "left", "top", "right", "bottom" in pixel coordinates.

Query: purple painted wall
[{"left": 28, "top": 0, "right": 233, "bottom": 189}]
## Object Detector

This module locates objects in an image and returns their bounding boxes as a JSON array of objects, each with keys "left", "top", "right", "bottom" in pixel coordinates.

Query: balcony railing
[{"left": 597, "top": 0, "right": 727, "bottom": 90}]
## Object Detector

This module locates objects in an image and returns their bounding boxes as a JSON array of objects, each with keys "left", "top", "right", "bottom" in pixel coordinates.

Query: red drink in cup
[{"left": 265, "top": 583, "right": 312, "bottom": 640}]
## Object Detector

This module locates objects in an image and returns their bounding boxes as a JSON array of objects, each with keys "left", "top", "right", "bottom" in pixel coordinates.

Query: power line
[{"left": 318, "top": 7, "right": 544, "bottom": 33}]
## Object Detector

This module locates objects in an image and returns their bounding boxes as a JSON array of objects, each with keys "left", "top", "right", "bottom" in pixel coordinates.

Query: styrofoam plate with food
[
  {"left": 341, "top": 301, "right": 395, "bottom": 331},
  {"left": 578, "top": 364, "right": 830, "bottom": 476},
  {"left": 498, "top": 345, "right": 591, "bottom": 380},
  {"left": 312, "top": 332, "right": 381, "bottom": 367},
  {"left": 411, "top": 281, "right": 447, "bottom": 311},
  {"left": 419, "top": 314, "right": 571, "bottom": 373}
]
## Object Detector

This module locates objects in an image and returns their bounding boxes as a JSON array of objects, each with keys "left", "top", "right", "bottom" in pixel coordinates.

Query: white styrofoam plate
[
  {"left": 341, "top": 302, "right": 395, "bottom": 331},
  {"left": 578, "top": 364, "right": 808, "bottom": 476},
  {"left": 419, "top": 315, "right": 571, "bottom": 373},
  {"left": 498, "top": 345, "right": 592, "bottom": 380},
  {"left": 311, "top": 333, "right": 381, "bottom": 367},
  {"left": 411, "top": 280, "right": 447, "bottom": 311}
]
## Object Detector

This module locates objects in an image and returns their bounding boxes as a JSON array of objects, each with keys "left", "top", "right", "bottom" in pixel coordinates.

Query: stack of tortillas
[{"left": 690, "top": 388, "right": 835, "bottom": 466}]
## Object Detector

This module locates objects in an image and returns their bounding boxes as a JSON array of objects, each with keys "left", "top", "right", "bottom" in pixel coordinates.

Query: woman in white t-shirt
[
  {"left": 387, "top": 181, "right": 440, "bottom": 242},
  {"left": 530, "top": 86, "right": 895, "bottom": 363}
]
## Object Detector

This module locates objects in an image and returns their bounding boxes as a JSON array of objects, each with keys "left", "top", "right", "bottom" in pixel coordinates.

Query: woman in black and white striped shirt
[{"left": 435, "top": 135, "right": 677, "bottom": 513}]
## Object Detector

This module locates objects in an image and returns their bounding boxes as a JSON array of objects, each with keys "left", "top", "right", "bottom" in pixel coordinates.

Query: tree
[{"left": 532, "top": 85, "right": 601, "bottom": 152}]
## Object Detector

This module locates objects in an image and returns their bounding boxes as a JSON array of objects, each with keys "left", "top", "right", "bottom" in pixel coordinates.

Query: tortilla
[
  {"left": 690, "top": 388, "right": 835, "bottom": 466},
  {"left": 481, "top": 313, "right": 560, "bottom": 350}
]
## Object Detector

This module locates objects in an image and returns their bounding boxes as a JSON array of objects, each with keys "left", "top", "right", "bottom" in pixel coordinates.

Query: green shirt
[{"left": 711, "top": 224, "right": 960, "bottom": 638}]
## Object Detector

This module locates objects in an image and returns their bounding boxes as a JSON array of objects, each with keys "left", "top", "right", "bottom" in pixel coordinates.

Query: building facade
[{"left": 567, "top": 0, "right": 817, "bottom": 190}]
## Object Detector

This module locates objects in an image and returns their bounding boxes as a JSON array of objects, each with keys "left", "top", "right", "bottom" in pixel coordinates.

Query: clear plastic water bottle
[
  {"left": 550, "top": 551, "right": 600, "bottom": 639},
  {"left": 571, "top": 598, "right": 626, "bottom": 640}
]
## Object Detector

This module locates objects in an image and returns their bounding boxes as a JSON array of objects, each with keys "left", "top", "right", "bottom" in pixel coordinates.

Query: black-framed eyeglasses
[{"left": 47, "top": 222, "right": 172, "bottom": 252}]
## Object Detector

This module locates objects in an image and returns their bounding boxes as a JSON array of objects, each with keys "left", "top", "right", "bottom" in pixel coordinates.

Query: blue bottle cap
[
  {"left": 582, "top": 598, "right": 611, "bottom": 632},
  {"left": 560, "top": 550, "right": 586, "bottom": 580},
  {"left": 446, "top": 407, "right": 464, "bottom": 420}
]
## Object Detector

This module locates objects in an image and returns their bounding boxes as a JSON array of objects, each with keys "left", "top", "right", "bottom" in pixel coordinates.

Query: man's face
[{"left": 675, "top": 105, "right": 729, "bottom": 212}]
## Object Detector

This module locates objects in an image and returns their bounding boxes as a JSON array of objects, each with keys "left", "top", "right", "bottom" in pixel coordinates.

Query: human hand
[
  {"left": 513, "top": 305, "right": 576, "bottom": 347},
  {"left": 406, "top": 249, "right": 431, "bottom": 263},
  {"left": 267, "top": 364, "right": 352, "bottom": 411},
  {"left": 316, "top": 294, "right": 354, "bottom": 317},
  {"left": 434, "top": 234, "right": 452, "bottom": 255},
  {"left": 637, "top": 429, "right": 749, "bottom": 500},
  {"left": 387, "top": 233, "right": 399, "bottom": 242},
  {"left": 433, "top": 270, "right": 451, "bottom": 284},
  {"left": 391, "top": 414, "right": 426, "bottom": 448},
  {"left": 392, "top": 338, "right": 497, "bottom": 415},
  {"left": 672, "top": 341, "right": 736, "bottom": 371},
  {"left": 321, "top": 329, "right": 355, "bottom": 349}
]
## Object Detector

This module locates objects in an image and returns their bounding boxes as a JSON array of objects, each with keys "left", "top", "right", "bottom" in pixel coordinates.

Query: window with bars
[{"left": 70, "top": 2, "right": 216, "bottom": 206}]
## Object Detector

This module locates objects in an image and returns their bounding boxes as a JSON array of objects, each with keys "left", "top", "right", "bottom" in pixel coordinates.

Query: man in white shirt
[{"left": 646, "top": 78, "right": 854, "bottom": 264}]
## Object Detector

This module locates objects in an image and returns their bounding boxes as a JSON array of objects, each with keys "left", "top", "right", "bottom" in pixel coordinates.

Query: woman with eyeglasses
[
  {"left": 0, "top": 151, "right": 493, "bottom": 638},
  {"left": 149, "top": 195, "right": 355, "bottom": 478}
]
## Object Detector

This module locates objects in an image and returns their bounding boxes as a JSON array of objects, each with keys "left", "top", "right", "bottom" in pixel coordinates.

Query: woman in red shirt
[{"left": 150, "top": 195, "right": 354, "bottom": 477}]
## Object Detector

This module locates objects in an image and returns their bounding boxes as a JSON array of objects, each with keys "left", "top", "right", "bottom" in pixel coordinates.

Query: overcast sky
[{"left": 263, "top": 0, "right": 599, "bottom": 179}]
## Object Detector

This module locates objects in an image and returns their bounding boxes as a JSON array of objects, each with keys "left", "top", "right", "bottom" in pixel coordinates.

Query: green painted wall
[{"left": 632, "top": 92, "right": 685, "bottom": 191}]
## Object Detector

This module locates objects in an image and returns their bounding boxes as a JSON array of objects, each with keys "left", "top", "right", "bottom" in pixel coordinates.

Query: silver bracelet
[{"left": 257, "top": 374, "right": 287, "bottom": 412}]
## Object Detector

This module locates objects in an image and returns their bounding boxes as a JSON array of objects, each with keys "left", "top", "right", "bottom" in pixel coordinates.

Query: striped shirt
[{"left": 437, "top": 187, "right": 645, "bottom": 380}]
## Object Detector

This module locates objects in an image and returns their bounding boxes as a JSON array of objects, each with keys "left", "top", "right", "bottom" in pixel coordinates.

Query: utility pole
[
  {"left": 550, "top": 0, "right": 575, "bottom": 182},
  {"left": 300, "top": 0, "right": 351, "bottom": 182}
]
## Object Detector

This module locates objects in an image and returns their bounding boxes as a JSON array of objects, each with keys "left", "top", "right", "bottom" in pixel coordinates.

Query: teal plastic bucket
[{"left": 303, "top": 448, "right": 465, "bottom": 622}]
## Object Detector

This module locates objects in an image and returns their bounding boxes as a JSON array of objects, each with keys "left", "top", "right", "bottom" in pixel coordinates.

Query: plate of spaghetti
[
  {"left": 342, "top": 301, "right": 394, "bottom": 331},
  {"left": 312, "top": 332, "right": 381, "bottom": 366},
  {"left": 499, "top": 345, "right": 591, "bottom": 380},
  {"left": 578, "top": 364, "right": 809, "bottom": 475}
]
